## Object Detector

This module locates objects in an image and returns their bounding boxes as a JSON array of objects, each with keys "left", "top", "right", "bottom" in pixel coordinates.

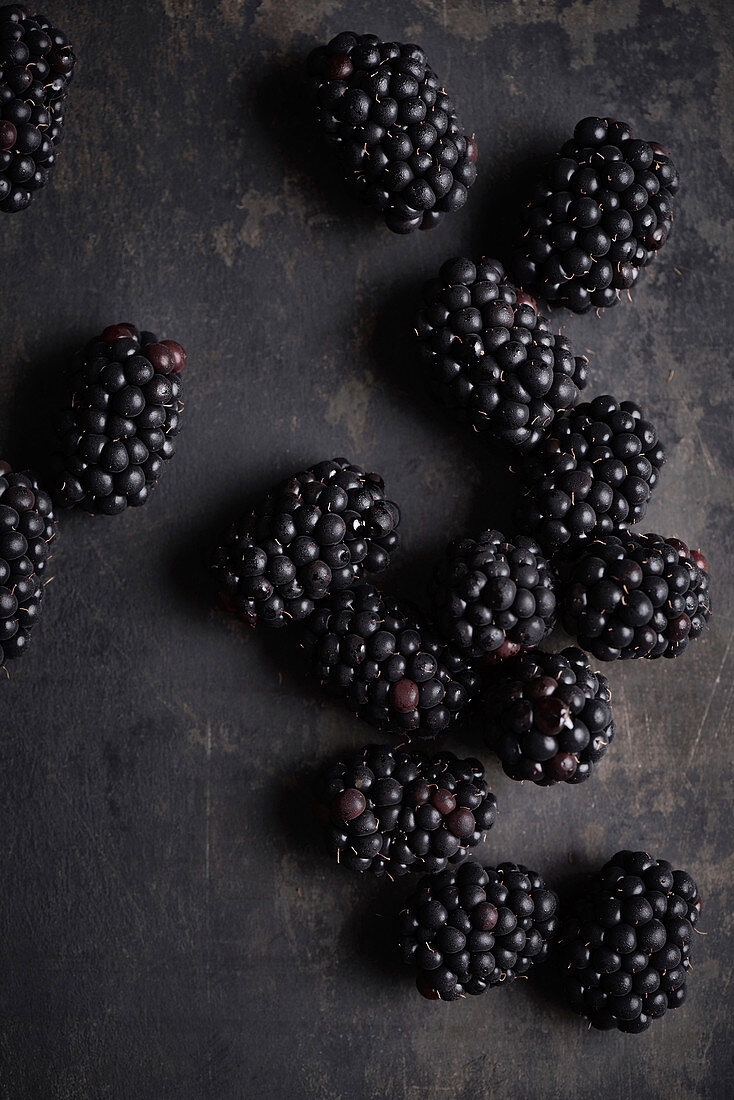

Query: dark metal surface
[{"left": 1, "top": 2, "right": 733, "bottom": 1097}]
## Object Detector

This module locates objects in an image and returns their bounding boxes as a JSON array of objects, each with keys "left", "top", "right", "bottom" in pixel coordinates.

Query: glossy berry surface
[
  {"left": 301, "top": 582, "right": 477, "bottom": 737},
  {"left": 51, "top": 324, "right": 185, "bottom": 515},
  {"left": 512, "top": 116, "right": 679, "bottom": 312},
  {"left": 316, "top": 745, "right": 497, "bottom": 877},
  {"left": 399, "top": 859, "right": 559, "bottom": 999},
  {"left": 561, "top": 532, "right": 711, "bottom": 660},
  {"left": 213, "top": 459, "right": 400, "bottom": 629},
  {"left": 306, "top": 32, "right": 477, "bottom": 233},
  {"left": 0, "top": 460, "right": 56, "bottom": 667},
  {"left": 521, "top": 396, "right": 666, "bottom": 552},
  {"left": 0, "top": 5, "right": 76, "bottom": 212},
  {"left": 559, "top": 850, "right": 701, "bottom": 1033},
  {"left": 484, "top": 647, "right": 614, "bottom": 785},
  {"left": 415, "top": 256, "right": 588, "bottom": 451},
  {"left": 432, "top": 529, "right": 557, "bottom": 657}
]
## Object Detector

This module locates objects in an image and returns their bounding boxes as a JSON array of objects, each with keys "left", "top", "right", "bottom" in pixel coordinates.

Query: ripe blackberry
[
  {"left": 561, "top": 532, "right": 711, "bottom": 661},
  {"left": 316, "top": 745, "right": 497, "bottom": 877},
  {"left": 399, "top": 859, "right": 560, "bottom": 1000},
  {"left": 301, "top": 582, "right": 476, "bottom": 738},
  {"left": 512, "top": 116, "right": 679, "bottom": 313},
  {"left": 51, "top": 324, "right": 185, "bottom": 515},
  {"left": 432, "top": 529, "right": 557, "bottom": 658},
  {"left": 484, "top": 647, "right": 614, "bottom": 785},
  {"left": 521, "top": 395, "right": 666, "bottom": 552},
  {"left": 306, "top": 32, "right": 477, "bottom": 233},
  {"left": 0, "top": 5, "right": 75, "bottom": 213},
  {"left": 559, "top": 850, "right": 702, "bottom": 1033},
  {"left": 213, "top": 460, "right": 399, "bottom": 629},
  {"left": 0, "top": 461, "right": 56, "bottom": 667},
  {"left": 415, "top": 257, "right": 588, "bottom": 451}
]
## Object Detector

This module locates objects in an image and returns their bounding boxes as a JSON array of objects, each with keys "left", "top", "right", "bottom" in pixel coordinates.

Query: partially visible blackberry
[
  {"left": 0, "top": 461, "right": 56, "bottom": 667},
  {"left": 484, "top": 647, "right": 614, "bottom": 785},
  {"left": 306, "top": 32, "right": 477, "bottom": 233},
  {"left": 432, "top": 529, "right": 557, "bottom": 658},
  {"left": 0, "top": 5, "right": 76, "bottom": 213},
  {"left": 521, "top": 395, "right": 665, "bottom": 553},
  {"left": 51, "top": 324, "right": 186, "bottom": 515},
  {"left": 399, "top": 859, "right": 560, "bottom": 1000},
  {"left": 316, "top": 745, "right": 497, "bottom": 877},
  {"left": 512, "top": 116, "right": 679, "bottom": 313},
  {"left": 301, "top": 582, "right": 476, "bottom": 738},
  {"left": 415, "top": 257, "right": 588, "bottom": 451},
  {"left": 559, "top": 850, "right": 702, "bottom": 1033},
  {"left": 213, "top": 460, "right": 400, "bottom": 629},
  {"left": 561, "top": 532, "right": 711, "bottom": 660}
]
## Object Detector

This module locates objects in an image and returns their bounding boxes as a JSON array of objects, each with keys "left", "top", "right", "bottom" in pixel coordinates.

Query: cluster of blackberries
[
  {"left": 431, "top": 529, "right": 557, "bottom": 658},
  {"left": 302, "top": 583, "right": 476, "bottom": 738},
  {"left": 212, "top": 459, "right": 399, "bottom": 629},
  {"left": 0, "top": 5, "right": 75, "bottom": 212},
  {"left": 399, "top": 860, "right": 560, "bottom": 1000},
  {"left": 414, "top": 257, "right": 588, "bottom": 451},
  {"left": 484, "top": 648, "right": 614, "bottom": 785},
  {"left": 0, "top": 461, "right": 56, "bottom": 665},
  {"left": 521, "top": 396, "right": 666, "bottom": 552},
  {"left": 559, "top": 851, "right": 701, "bottom": 1033},
  {"left": 512, "top": 116, "right": 679, "bottom": 313},
  {"left": 306, "top": 32, "right": 477, "bottom": 233},
  {"left": 316, "top": 745, "right": 497, "bottom": 876},
  {"left": 51, "top": 325, "right": 186, "bottom": 515},
  {"left": 561, "top": 533, "right": 711, "bottom": 661}
]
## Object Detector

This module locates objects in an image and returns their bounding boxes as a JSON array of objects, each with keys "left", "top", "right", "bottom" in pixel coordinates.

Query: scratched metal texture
[{"left": 0, "top": 1, "right": 732, "bottom": 1098}]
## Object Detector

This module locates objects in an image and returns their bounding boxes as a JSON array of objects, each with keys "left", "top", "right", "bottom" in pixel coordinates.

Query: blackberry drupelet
[
  {"left": 306, "top": 32, "right": 477, "bottom": 233},
  {"left": 521, "top": 395, "right": 665, "bottom": 552},
  {"left": 399, "top": 859, "right": 560, "bottom": 1000},
  {"left": 432, "top": 529, "right": 557, "bottom": 658},
  {"left": 559, "top": 850, "right": 702, "bottom": 1033},
  {"left": 51, "top": 324, "right": 185, "bottom": 515},
  {"left": 213, "top": 460, "right": 399, "bottom": 629},
  {"left": 0, "top": 5, "right": 76, "bottom": 213},
  {"left": 415, "top": 257, "right": 588, "bottom": 451},
  {"left": 561, "top": 532, "right": 711, "bottom": 661},
  {"left": 316, "top": 745, "right": 497, "bottom": 877},
  {"left": 484, "top": 647, "right": 614, "bottom": 785},
  {"left": 0, "top": 461, "right": 56, "bottom": 667},
  {"left": 301, "top": 582, "right": 476, "bottom": 737},
  {"left": 512, "top": 116, "right": 679, "bottom": 313}
]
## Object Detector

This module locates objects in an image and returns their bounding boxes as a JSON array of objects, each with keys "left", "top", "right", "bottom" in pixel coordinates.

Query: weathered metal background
[{"left": 0, "top": 1, "right": 732, "bottom": 1097}]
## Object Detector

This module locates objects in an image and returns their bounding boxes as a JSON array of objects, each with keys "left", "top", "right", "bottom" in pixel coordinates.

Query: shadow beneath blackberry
[
  {"left": 469, "top": 146, "right": 554, "bottom": 273},
  {"left": 341, "top": 877, "right": 413, "bottom": 990},
  {"left": 247, "top": 56, "right": 382, "bottom": 241},
  {"left": 0, "top": 332, "right": 87, "bottom": 487}
]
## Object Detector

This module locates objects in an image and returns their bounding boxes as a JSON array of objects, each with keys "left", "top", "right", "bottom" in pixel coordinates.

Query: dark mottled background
[{"left": 0, "top": 1, "right": 732, "bottom": 1098}]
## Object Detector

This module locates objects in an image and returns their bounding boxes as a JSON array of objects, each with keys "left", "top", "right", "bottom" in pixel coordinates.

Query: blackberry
[
  {"left": 484, "top": 647, "right": 614, "bottom": 785},
  {"left": 521, "top": 395, "right": 666, "bottom": 552},
  {"left": 0, "top": 461, "right": 56, "bottom": 667},
  {"left": 559, "top": 850, "right": 702, "bottom": 1033},
  {"left": 51, "top": 324, "right": 186, "bottom": 515},
  {"left": 0, "top": 5, "right": 75, "bottom": 213},
  {"left": 301, "top": 582, "right": 476, "bottom": 738},
  {"left": 316, "top": 745, "right": 497, "bottom": 877},
  {"left": 306, "top": 32, "right": 477, "bottom": 233},
  {"left": 432, "top": 529, "right": 557, "bottom": 659},
  {"left": 512, "top": 116, "right": 679, "bottom": 313},
  {"left": 399, "top": 859, "right": 560, "bottom": 1000},
  {"left": 415, "top": 257, "right": 588, "bottom": 451},
  {"left": 561, "top": 532, "right": 711, "bottom": 661},
  {"left": 213, "top": 460, "right": 399, "bottom": 629}
]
